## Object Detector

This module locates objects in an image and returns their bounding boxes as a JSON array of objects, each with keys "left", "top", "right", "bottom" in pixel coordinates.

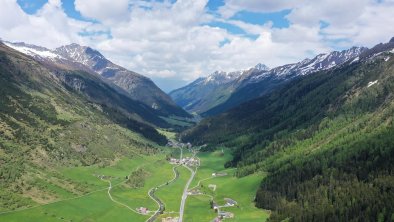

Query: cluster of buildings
[
  {"left": 169, "top": 157, "right": 199, "bottom": 166},
  {"left": 211, "top": 211, "right": 234, "bottom": 222},
  {"left": 211, "top": 198, "right": 237, "bottom": 221}
]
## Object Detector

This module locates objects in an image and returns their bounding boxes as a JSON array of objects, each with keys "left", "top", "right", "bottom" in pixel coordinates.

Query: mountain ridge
[
  {"left": 4, "top": 41, "right": 191, "bottom": 119},
  {"left": 170, "top": 46, "right": 368, "bottom": 116}
]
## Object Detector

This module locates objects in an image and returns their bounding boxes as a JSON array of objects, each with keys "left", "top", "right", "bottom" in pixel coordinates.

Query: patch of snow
[
  {"left": 367, "top": 80, "right": 378, "bottom": 88},
  {"left": 5, "top": 42, "right": 60, "bottom": 59},
  {"left": 384, "top": 56, "right": 390, "bottom": 62},
  {"left": 350, "top": 56, "right": 359, "bottom": 64}
]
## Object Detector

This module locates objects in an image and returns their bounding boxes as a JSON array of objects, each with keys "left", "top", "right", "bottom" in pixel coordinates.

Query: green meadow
[
  {"left": 184, "top": 150, "right": 270, "bottom": 222},
  {"left": 0, "top": 148, "right": 269, "bottom": 221},
  {"left": 0, "top": 154, "right": 168, "bottom": 222}
]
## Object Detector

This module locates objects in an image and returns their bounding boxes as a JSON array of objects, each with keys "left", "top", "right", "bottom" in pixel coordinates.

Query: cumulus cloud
[
  {"left": 321, "top": 0, "right": 394, "bottom": 46},
  {"left": 219, "top": 0, "right": 297, "bottom": 18},
  {"left": 0, "top": 0, "right": 91, "bottom": 47},
  {"left": 0, "top": 0, "right": 393, "bottom": 90},
  {"left": 74, "top": 0, "right": 130, "bottom": 23}
]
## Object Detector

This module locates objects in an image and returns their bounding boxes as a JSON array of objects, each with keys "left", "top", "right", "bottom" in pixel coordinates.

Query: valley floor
[{"left": 0, "top": 147, "right": 269, "bottom": 222}]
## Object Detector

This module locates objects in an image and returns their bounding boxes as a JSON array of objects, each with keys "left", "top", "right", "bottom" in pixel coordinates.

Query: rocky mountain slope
[
  {"left": 4, "top": 41, "right": 191, "bottom": 119},
  {"left": 169, "top": 64, "right": 268, "bottom": 114},
  {"left": 181, "top": 38, "right": 394, "bottom": 221},
  {"left": 170, "top": 46, "right": 367, "bottom": 116},
  {"left": 0, "top": 42, "right": 169, "bottom": 210}
]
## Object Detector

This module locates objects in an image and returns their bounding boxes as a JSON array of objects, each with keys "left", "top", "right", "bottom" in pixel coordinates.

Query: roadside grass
[
  {"left": 156, "top": 166, "right": 191, "bottom": 213},
  {"left": 60, "top": 156, "right": 154, "bottom": 190},
  {"left": 185, "top": 149, "right": 270, "bottom": 222},
  {"left": 184, "top": 195, "right": 215, "bottom": 222},
  {"left": 0, "top": 147, "right": 270, "bottom": 222},
  {"left": 190, "top": 149, "right": 233, "bottom": 188},
  {"left": 0, "top": 190, "right": 147, "bottom": 222},
  {"left": 0, "top": 155, "right": 167, "bottom": 222},
  {"left": 110, "top": 158, "right": 175, "bottom": 211}
]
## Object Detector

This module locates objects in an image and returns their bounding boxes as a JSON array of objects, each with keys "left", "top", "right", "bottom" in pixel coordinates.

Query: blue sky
[
  {"left": 16, "top": 0, "right": 290, "bottom": 41},
  {"left": 3, "top": 0, "right": 394, "bottom": 91}
]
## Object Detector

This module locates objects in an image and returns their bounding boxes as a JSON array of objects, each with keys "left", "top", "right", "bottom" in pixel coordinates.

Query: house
[
  {"left": 137, "top": 207, "right": 148, "bottom": 214},
  {"left": 187, "top": 189, "right": 202, "bottom": 195},
  {"left": 212, "top": 202, "right": 219, "bottom": 212},
  {"left": 224, "top": 198, "right": 237, "bottom": 206},
  {"left": 169, "top": 158, "right": 179, "bottom": 164},
  {"left": 219, "top": 211, "right": 234, "bottom": 219}
]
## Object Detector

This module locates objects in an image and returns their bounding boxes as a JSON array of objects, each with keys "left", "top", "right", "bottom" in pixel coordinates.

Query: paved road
[
  {"left": 178, "top": 165, "right": 195, "bottom": 222},
  {"left": 178, "top": 151, "right": 199, "bottom": 222}
]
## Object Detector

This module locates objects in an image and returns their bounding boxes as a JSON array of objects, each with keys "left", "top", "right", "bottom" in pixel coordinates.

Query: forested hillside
[
  {"left": 181, "top": 42, "right": 394, "bottom": 221},
  {"left": 0, "top": 43, "right": 165, "bottom": 211}
]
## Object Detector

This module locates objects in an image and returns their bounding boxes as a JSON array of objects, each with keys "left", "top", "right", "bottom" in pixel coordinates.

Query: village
[
  {"left": 164, "top": 141, "right": 238, "bottom": 222},
  {"left": 168, "top": 156, "right": 200, "bottom": 167}
]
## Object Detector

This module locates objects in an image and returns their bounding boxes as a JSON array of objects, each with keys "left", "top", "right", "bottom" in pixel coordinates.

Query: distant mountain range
[
  {"left": 4, "top": 41, "right": 191, "bottom": 119},
  {"left": 170, "top": 45, "right": 369, "bottom": 116}
]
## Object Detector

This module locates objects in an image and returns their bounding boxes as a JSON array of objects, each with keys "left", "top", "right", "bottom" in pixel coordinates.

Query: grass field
[
  {"left": 184, "top": 149, "right": 270, "bottom": 222},
  {"left": 0, "top": 154, "right": 171, "bottom": 222},
  {"left": 0, "top": 147, "right": 269, "bottom": 222}
]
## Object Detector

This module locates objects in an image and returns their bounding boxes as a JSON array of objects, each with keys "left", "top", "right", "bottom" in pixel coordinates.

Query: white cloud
[
  {"left": 286, "top": 0, "right": 369, "bottom": 27},
  {"left": 74, "top": 0, "right": 130, "bottom": 23},
  {"left": 219, "top": 0, "right": 297, "bottom": 18},
  {"left": 0, "top": 0, "right": 91, "bottom": 48},
  {"left": 321, "top": 0, "right": 394, "bottom": 46},
  {"left": 0, "top": 0, "right": 393, "bottom": 90}
]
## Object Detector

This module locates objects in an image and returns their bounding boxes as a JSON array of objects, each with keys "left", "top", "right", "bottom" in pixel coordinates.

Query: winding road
[
  {"left": 101, "top": 178, "right": 147, "bottom": 215},
  {"left": 146, "top": 166, "right": 180, "bottom": 222}
]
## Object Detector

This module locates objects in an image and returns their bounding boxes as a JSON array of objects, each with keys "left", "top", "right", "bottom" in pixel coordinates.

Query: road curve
[{"left": 146, "top": 166, "right": 179, "bottom": 222}]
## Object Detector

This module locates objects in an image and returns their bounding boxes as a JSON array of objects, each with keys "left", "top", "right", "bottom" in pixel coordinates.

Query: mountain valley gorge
[{"left": 1, "top": 35, "right": 394, "bottom": 222}]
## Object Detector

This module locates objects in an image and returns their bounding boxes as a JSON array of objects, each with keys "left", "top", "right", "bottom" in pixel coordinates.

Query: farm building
[
  {"left": 212, "top": 202, "right": 219, "bottom": 212},
  {"left": 187, "top": 189, "right": 202, "bottom": 195},
  {"left": 137, "top": 207, "right": 148, "bottom": 214},
  {"left": 169, "top": 158, "right": 179, "bottom": 164},
  {"left": 224, "top": 198, "right": 237, "bottom": 206},
  {"left": 219, "top": 211, "right": 234, "bottom": 219}
]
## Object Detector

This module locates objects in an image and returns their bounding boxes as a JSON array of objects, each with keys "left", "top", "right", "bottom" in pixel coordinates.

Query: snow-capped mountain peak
[
  {"left": 55, "top": 44, "right": 108, "bottom": 69},
  {"left": 249, "top": 46, "right": 368, "bottom": 82},
  {"left": 204, "top": 70, "right": 243, "bottom": 85},
  {"left": 4, "top": 41, "right": 63, "bottom": 60}
]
